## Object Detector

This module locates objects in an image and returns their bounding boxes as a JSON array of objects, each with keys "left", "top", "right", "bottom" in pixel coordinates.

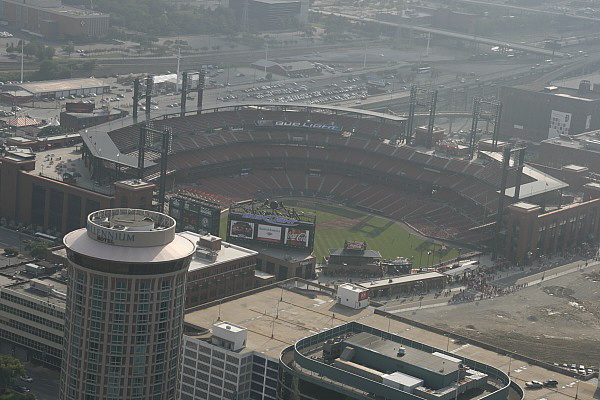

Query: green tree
[
  {"left": 62, "top": 44, "right": 75, "bottom": 56},
  {"left": 38, "top": 125, "right": 64, "bottom": 137},
  {"left": 25, "top": 240, "right": 50, "bottom": 259},
  {"left": 36, "top": 60, "right": 71, "bottom": 80},
  {"left": 0, "top": 355, "right": 26, "bottom": 392}
]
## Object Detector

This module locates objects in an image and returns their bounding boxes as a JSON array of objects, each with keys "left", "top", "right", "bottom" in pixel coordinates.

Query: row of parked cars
[{"left": 525, "top": 379, "right": 557, "bottom": 389}]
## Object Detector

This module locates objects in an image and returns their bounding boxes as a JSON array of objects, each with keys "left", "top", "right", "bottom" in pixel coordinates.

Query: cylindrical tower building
[{"left": 59, "top": 208, "right": 196, "bottom": 400}]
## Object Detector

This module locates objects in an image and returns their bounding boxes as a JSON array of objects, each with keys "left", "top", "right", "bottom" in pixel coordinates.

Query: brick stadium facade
[{"left": 3, "top": 104, "right": 598, "bottom": 265}]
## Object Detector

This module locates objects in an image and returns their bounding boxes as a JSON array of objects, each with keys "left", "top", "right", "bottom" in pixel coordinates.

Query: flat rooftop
[
  {"left": 179, "top": 232, "right": 258, "bottom": 272},
  {"left": 12, "top": 78, "right": 109, "bottom": 95},
  {"left": 345, "top": 331, "right": 459, "bottom": 374},
  {"left": 30, "top": 145, "right": 117, "bottom": 196},
  {"left": 358, "top": 271, "right": 445, "bottom": 289},
  {"left": 541, "top": 131, "right": 600, "bottom": 153},
  {"left": 509, "top": 202, "right": 541, "bottom": 212},
  {"left": 515, "top": 82, "right": 600, "bottom": 100},
  {"left": 183, "top": 282, "right": 594, "bottom": 399},
  {"left": 328, "top": 248, "right": 382, "bottom": 258},
  {"left": 5, "top": 278, "right": 67, "bottom": 308},
  {"left": 241, "top": 242, "right": 313, "bottom": 263}
]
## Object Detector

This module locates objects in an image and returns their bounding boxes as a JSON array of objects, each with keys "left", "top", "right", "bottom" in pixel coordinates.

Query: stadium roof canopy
[
  {"left": 80, "top": 129, "right": 156, "bottom": 169},
  {"left": 480, "top": 151, "right": 568, "bottom": 199}
]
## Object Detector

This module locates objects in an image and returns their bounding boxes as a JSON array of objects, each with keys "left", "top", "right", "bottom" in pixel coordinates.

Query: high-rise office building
[{"left": 59, "top": 208, "right": 196, "bottom": 400}]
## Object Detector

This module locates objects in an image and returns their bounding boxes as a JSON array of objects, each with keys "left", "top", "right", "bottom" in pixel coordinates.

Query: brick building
[
  {"left": 180, "top": 232, "right": 257, "bottom": 308},
  {"left": 504, "top": 198, "right": 600, "bottom": 264},
  {"left": 499, "top": 81, "right": 600, "bottom": 143},
  {"left": 539, "top": 131, "right": 600, "bottom": 174},
  {"left": 0, "top": 147, "right": 154, "bottom": 235}
]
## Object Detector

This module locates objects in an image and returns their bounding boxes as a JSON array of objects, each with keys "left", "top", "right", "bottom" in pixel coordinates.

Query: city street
[{"left": 19, "top": 362, "right": 60, "bottom": 400}]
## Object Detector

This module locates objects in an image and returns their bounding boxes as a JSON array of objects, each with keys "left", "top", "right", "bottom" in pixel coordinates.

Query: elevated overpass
[
  {"left": 316, "top": 11, "right": 565, "bottom": 58},
  {"left": 429, "top": 0, "right": 600, "bottom": 24}
]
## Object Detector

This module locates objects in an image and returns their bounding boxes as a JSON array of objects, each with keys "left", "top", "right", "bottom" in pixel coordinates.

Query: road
[
  {"left": 428, "top": 0, "right": 600, "bottom": 23},
  {"left": 20, "top": 362, "right": 60, "bottom": 400},
  {"left": 315, "top": 11, "right": 565, "bottom": 58},
  {"left": 92, "top": 41, "right": 385, "bottom": 76},
  {"left": 382, "top": 257, "right": 600, "bottom": 314}
]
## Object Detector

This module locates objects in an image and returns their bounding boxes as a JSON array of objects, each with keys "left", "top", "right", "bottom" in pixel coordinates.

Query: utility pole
[
  {"left": 20, "top": 40, "right": 24, "bottom": 83},
  {"left": 265, "top": 43, "right": 269, "bottom": 75},
  {"left": 176, "top": 48, "right": 181, "bottom": 92}
]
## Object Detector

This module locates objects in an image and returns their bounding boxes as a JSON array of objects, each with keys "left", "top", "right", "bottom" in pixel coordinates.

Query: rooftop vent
[{"left": 579, "top": 80, "right": 591, "bottom": 94}]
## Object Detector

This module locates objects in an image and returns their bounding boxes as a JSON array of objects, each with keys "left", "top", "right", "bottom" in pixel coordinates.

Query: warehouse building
[
  {"left": 2, "top": 78, "right": 110, "bottom": 101},
  {"left": 499, "top": 80, "right": 600, "bottom": 143}
]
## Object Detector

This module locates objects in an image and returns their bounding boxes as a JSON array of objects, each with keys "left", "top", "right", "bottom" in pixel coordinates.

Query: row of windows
[
  {"left": 0, "top": 303, "right": 63, "bottom": 331},
  {"left": 188, "top": 260, "right": 255, "bottom": 281},
  {"left": 0, "top": 292, "right": 64, "bottom": 319},
  {"left": 1, "top": 318, "right": 63, "bottom": 345}
]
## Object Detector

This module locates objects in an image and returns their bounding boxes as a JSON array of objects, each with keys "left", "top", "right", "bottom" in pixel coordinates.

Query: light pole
[{"left": 455, "top": 365, "right": 460, "bottom": 400}]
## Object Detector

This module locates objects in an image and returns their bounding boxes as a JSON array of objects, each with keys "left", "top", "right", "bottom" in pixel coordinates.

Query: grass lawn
[
  {"left": 219, "top": 199, "right": 458, "bottom": 267},
  {"left": 0, "top": 391, "right": 34, "bottom": 399}
]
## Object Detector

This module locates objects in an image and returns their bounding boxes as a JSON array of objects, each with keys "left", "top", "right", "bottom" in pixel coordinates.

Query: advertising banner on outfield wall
[
  {"left": 230, "top": 220, "right": 255, "bottom": 239},
  {"left": 284, "top": 228, "right": 310, "bottom": 248},
  {"left": 257, "top": 224, "right": 282, "bottom": 243}
]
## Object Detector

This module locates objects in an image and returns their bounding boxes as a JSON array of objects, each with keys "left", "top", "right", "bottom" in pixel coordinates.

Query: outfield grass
[{"left": 219, "top": 200, "right": 458, "bottom": 267}]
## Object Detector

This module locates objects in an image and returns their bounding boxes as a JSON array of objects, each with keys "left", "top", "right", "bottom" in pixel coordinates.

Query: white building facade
[{"left": 181, "top": 322, "right": 278, "bottom": 400}]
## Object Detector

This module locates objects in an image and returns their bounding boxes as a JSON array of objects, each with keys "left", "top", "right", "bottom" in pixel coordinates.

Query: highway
[
  {"left": 428, "top": 0, "right": 600, "bottom": 24},
  {"left": 315, "top": 10, "right": 565, "bottom": 58}
]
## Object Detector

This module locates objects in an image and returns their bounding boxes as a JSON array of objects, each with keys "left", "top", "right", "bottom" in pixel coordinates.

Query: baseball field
[{"left": 220, "top": 199, "right": 458, "bottom": 267}]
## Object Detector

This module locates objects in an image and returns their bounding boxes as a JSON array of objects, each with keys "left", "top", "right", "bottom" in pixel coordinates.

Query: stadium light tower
[
  {"left": 137, "top": 124, "right": 172, "bottom": 212},
  {"left": 468, "top": 97, "right": 502, "bottom": 159},
  {"left": 493, "top": 146, "right": 526, "bottom": 260},
  {"left": 406, "top": 85, "right": 438, "bottom": 147}
]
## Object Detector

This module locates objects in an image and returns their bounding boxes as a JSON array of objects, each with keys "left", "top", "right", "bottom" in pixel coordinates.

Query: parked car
[
  {"left": 12, "top": 385, "right": 30, "bottom": 393},
  {"left": 525, "top": 381, "right": 543, "bottom": 389},
  {"left": 543, "top": 380, "right": 558, "bottom": 387},
  {"left": 19, "top": 375, "right": 33, "bottom": 383}
]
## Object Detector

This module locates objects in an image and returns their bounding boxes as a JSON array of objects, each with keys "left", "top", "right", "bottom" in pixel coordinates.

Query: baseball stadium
[{"left": 83, "top": 102, "right": 575, "bottom": 253}]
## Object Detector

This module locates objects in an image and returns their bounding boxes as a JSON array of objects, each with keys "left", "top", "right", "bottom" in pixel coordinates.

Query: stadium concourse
[{"left": 86, "top": 104, "right": 563, "bottom": 246}]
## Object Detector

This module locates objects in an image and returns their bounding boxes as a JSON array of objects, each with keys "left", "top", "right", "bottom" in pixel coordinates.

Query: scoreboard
[
  {"left": 168, "top": 195, "right": 221, "bottom": 236},
  {"left": 226, "top": 200, "right": 316, "bottom": 252}
]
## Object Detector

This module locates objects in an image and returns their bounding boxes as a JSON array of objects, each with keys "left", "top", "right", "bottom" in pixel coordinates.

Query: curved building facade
[{"left": 59, "top": 209, "right": 196, "bottom": 400}]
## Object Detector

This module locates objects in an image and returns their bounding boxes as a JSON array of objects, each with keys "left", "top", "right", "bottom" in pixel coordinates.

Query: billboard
[
  {"left": 358, "top": 290, "right": 369, "bottom": 301},
  {"left": 284, "top": 228, "right": 310, "bottom": 248},
  {"left": 168, "top": 195, "right": 221, "bottom": 236},
  {"left": 226, "top": 203, "right": 316, "bottom": 251},
  {"left": 229, "top": 220, "right": 255, "bottom": 239},
  {"left": 255, "top": 119, "right": 343, "bottom": 132},
  {"left": 257, "top": 224, "right": 282, "bottom": 243},
  {"left": 66, "top": 102, "right": 95, "bottom": 113}
]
